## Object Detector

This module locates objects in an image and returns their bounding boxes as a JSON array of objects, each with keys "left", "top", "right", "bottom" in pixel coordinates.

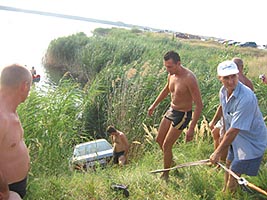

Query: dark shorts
[
  {"left": 227, "top": 146, "right": 263, "bottom": 176},
  {"left": 113, "top": 151, "right": 125, "bottom": 164},
  {"left": 8, "top": 176, "right": 27, "bottom": 199},
  {"left": 164, "top": 108, "right": 192, "bottom": 130}
]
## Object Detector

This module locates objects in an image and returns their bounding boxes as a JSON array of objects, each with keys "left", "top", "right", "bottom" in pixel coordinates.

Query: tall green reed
[{"left": 18, "top": 75, "right": 86, "bottom": 175}]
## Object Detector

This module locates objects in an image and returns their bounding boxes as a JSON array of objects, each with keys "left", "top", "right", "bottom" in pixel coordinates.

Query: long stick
[
  {"left": 150, "top": 159, "right": 210, "bottom": 174},
  {"left": 217, "top": 162, "right": 267, "bottom": 197}
]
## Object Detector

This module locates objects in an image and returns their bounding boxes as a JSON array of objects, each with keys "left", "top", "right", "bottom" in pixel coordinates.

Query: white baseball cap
[{"left": 217, "top": 60, "right": 239, "bottom": 76}]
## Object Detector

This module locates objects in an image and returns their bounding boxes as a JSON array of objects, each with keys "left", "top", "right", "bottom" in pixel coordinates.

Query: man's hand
[
  {"left": 185, "top": 128, "right": 194, "bottom": 142},
  {"left": 209, "top": 152, "right": 220, "bottom": 164},
  {"left": 148, "top": 105, "right": 155, "bottom": 116}
]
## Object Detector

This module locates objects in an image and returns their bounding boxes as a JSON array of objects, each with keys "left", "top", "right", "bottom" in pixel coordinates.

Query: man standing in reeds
[
  {"left": 0, "top": 64, "right": 32, "bottom": 199},
  {"left": 209, "top": 60, "right": 267, "bottom": 193},
  {"left": 148, "top": 50, "right": 203, "bottom": 180},
  {"left": 107, "top": 126, "right": 129, "bottom": 166}
]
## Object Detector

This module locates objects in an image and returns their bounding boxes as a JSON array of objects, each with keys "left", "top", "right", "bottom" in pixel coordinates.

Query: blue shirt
[{"left": 220, "top": 81, "right": 267, "bottom": 160}]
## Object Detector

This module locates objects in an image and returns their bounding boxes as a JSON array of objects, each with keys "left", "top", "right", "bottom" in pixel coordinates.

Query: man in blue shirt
[{"left": 209, "top": 60, "right": 267, "bottom": 193}]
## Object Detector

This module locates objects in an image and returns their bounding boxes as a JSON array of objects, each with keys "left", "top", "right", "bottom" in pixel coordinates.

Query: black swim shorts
[
  {"left": 164, "top": 107, "right": 192, "bottom": 130},
  {"left": 113, "top": 151, "right": 125, "bottom": 164},
  {"left": 8, "top": 176, "right": 27, "bottom": 198}
]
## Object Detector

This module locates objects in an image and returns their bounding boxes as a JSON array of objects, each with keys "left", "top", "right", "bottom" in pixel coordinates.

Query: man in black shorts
[
  {"left": 148, "top": 51, "right": 203, "bottom": 180},
  {"left": 164, "top": 108, "right": 192, "bottom": 130},
  {"left": 107, "top": 126, "right": 129, "bottom": 166},
  {"left": 0, "top": 64, "right": 32, "bottom": 199}
]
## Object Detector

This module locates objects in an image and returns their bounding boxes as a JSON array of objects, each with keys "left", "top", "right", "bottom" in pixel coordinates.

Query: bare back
[
  {"left": 238, "top": 74, "right": 254, "bottom": 91},
  {"left": 0, "top": 105, "right": 30, "bottom": 184},
  {"left": 168, "top": 67, "right": 199, "bottom": 111}
]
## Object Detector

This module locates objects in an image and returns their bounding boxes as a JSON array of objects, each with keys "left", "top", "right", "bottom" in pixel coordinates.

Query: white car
[{"left": 69, "top": 139, "right": 113, "bottom": 171}]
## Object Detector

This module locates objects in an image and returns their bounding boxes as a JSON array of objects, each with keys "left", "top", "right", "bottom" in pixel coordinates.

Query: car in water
[{"left": 69, "top": 139, "right": 113, "bottom": 171}]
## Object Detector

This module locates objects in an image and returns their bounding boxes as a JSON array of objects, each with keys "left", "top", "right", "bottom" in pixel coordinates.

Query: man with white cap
[{"left": 209, "top": 60, "right": 267, "bottom": 193}]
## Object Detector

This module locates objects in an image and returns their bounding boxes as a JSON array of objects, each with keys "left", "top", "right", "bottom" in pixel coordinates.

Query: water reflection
[{"left": 1, "top": 9, "right": 116, "bottom": 89}]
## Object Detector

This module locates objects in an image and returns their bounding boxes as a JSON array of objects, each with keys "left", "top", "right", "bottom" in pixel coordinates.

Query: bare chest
[
  {"left": 1, "top": 116, "right": 23, "bottom": 149},
  {"left": 169, "top": 76, "right": 188, "bottom": 95},
  {"left": 112, "top": 135, "right": 122, "bottom": 144}
]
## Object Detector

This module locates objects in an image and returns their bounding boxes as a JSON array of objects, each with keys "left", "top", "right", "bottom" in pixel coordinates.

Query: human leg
[
  {"left": 211, "top": 127, "right": 220, "bottom": 150},
  {"left": 161, "top": 126, "right": 182, "bottom": 180},
  {"left": 226, "top": 172, "right": 239, "bottom": 193},
  {"left": 118, "top": 155, "right": 126, "bottom": 166},
  {"left": 113, "top": 151, "right": 125, "bottom": 165},
  {"left": 113, "top": 152, "right": 119, "bottom": 164},
  {"left": 222, "top": 159, "right": 231, "bottom": 192},
  {"left": 219, "top": 127, "right": 227, "bottom": 162},
  {"left": 156, "top": 117, "right": 171, "bottom": 150},
  {"left": 225, "top": 156, "right": 263, "bottom": 193}
]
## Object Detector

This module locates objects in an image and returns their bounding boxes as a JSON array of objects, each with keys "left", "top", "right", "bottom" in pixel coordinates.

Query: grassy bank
[
  {"left": 25, "top": 139, "right": 267, "bottom": 199},
  {"left": 17, "top": 28, "right": 267, "bottom": 199}
]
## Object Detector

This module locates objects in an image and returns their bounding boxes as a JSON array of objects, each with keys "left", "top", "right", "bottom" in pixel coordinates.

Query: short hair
[
  {"left": 0, "top": 64, "right": 32, "bottom": 88},
  {"left": 106, "top": 125, "right": 117, "bottom": 134},
  {"left": 164, "top": 51, "right": 181, "bottom": 63}
]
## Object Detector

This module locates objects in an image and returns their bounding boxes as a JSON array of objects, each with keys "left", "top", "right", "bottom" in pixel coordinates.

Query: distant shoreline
[{"left": 0, "top": 5, "right": 161, "bottom": 32}]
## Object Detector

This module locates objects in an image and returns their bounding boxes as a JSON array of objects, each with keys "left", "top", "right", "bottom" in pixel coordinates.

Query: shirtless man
[
  {"left": 106, "top": 126, "right": 129, "bottom": 166},
  {"left": 233, "top": 57, "right": 254, "bottom": 91},
  {"left": 148, "top": 50, "right": 203, "bottom": 180},
  {"left": 0, "top": 64, "right": 32, "bottom": 199}
]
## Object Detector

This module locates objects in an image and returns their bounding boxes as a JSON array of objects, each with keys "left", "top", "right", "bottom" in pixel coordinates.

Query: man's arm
[
  {"left": 186, "top": 76, "right": 203, "bottom": 141},
  {"left": 110, "top": 135, "right": 115, "bottom": 147},
  {"left": 121, "top": 134, "right": 129, "bottom": 154},
  {"left": 148, "top": 77, "right": 170, "bottom": 116},
  {"left": 209, "top": 105, "right": 222, "bottom": 130},
  {"left": 0, "top": 116, "right": 7, "bottom": 145},
  {"left": 210, "top": 127, "right": 239, "bottom": 163}
]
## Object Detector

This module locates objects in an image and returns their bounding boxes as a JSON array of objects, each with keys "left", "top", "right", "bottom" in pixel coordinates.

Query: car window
[
  {"left": 96, "top": 141, "right": 112, "bottom": 152},
  {"left": 73, "top": 140, "right": 112, "bottom": 157}
]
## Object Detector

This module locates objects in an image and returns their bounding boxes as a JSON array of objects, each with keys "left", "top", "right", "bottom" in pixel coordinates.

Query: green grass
[
  {"left": 17, "top": 28, "right": 267, "bottom": 199},
  {"left": 24, "top": 139, "right": 267, "bottom": 199}
]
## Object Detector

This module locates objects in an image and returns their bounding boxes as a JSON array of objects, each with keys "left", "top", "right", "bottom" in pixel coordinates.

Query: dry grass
[{"left": 246, "top": 55, "right": 267, "bottom": 77}]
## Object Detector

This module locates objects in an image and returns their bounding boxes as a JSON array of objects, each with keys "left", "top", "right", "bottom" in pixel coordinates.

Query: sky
[{"left": 0, "top": 0, "right": 266, "bottom": 45}]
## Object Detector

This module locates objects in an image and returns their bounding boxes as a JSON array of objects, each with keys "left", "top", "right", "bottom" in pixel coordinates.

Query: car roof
[{"left": 75, "top": 139, "right": 109, "bottom": 148}]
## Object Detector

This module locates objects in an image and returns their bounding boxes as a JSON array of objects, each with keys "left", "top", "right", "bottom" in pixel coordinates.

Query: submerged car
[{"left": 69, "top": 139, "right": 113, "bottom": 171}]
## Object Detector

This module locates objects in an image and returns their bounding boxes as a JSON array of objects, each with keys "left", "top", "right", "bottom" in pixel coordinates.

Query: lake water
[{"left": 0, "top": 10, "right": 116, "bottom": 86}]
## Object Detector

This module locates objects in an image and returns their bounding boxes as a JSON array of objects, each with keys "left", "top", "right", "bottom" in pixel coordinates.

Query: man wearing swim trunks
[
  {"left": 0, "top": 64, "right": 32, "bottom": 199},
  {"left": 106, "top": 126, "right": 129, "bottom": 166},
  {"left": 148, "top": 51, "right": 203, "bottom": 180},
  {"left": 209, "top": 60, "right": 267, "bottom": 193}
]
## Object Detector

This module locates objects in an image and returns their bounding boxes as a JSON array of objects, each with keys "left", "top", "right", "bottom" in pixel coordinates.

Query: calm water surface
[{"left": 0, "top": 10, "right": 115, "bottom": 87}]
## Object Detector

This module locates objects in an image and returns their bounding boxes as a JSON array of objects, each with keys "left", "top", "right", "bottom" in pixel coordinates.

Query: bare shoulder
[
  {"left": 184, "top": 67, "right": 198, "bottom": 82},
  {"left": 119, "top": 131, "right": 126, "bottom": 137}
]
